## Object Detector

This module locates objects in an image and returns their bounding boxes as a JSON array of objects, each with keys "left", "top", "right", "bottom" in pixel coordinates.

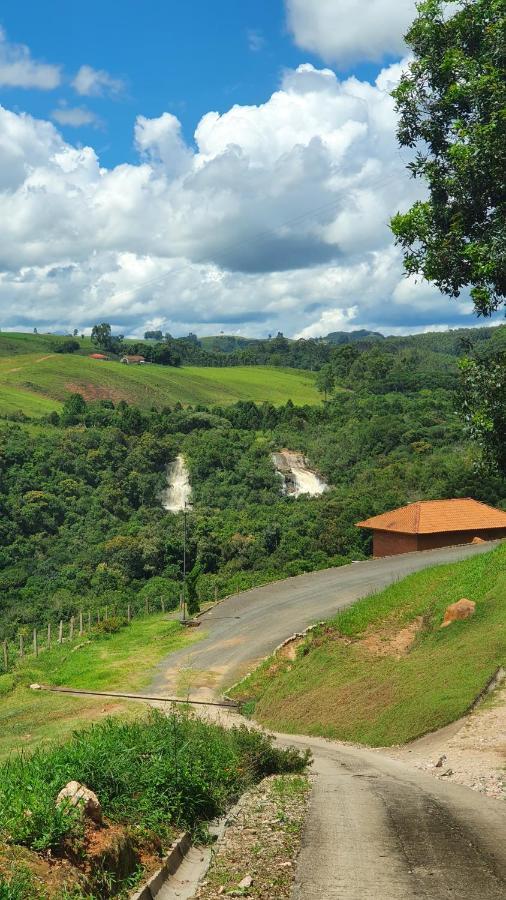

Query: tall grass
[{"left": 0, "top": 710, "right": 309, "bottom": 852}]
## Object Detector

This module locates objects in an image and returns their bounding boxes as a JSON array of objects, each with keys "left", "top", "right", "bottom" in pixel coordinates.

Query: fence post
[
  {"left": 58, "top": 620, "right": 63, "bottom": 644},
  {"left": 88, "top": 610, "right": 91, "bottom": 629},
  {"left": 127, "top": 604, "right": 131, "bottom": 623},
  {"left": 69, "top": 616, "right": 74, "bottom": 641},
  {"left": 161, "top": 598, "right": 165, "bottom": 614},
  {"left": 2, "top": 641, "right": 7, "bottom": 671},
  {"left": 47, "top": 622, "right": 51, "bottom": 649},
  {"left": 19, "top": 633, "right": 24, "bottom": 658},
  {"left": 33, "top": 628, "right": 38, "bottom": 658},
  {"left": 104, "top": 606, "right": 108, "bottom": 622},
  {"left": 79, "top": 610, "right": 83, "bottom": 636}
]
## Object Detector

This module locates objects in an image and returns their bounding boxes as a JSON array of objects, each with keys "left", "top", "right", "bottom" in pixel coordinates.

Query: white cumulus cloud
[
  {"left": 51, "top": 103, "right": 102, "bottom": 129},
  {"left": 72, "top": 64, "right": 124, "bottom": 97},
  {"left": 0, "top": 26, "right": 61, "bottom": 89},
  {"left": 285, "top": 0, "right": 416, "bottom": 65},
  {"left": 0, "top": 59, "right": 476, "bottom": 338}
]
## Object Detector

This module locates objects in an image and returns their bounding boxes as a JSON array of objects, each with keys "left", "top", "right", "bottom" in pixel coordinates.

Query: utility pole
[{"left": 182, "top": 502, "right": 189, "bottom": 622}]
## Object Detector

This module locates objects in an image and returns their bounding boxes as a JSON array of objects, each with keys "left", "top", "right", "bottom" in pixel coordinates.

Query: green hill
[
  {"left": 231, "top": 544, "right": 506, "bottom": 745},
  {"left": 0, "top": 341, "right": 319, "bottom": 415}
]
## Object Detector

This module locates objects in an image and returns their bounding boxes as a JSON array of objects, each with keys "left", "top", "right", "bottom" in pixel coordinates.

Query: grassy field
[
  {"left": 231, "top": 544, "right": 506, "bottom": 746},
  {"left": 0, "top": 339, "right": 319, "bottom": 415},
  {"left": 0, "top": 614, "right": 202, "bottom": 760}
]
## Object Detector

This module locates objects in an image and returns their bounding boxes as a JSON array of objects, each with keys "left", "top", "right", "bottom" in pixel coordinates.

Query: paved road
[
  {"left": 152, "top": 541, "right": 496, "bottom": 699},
  {"left": 285, "top": 733, "right": 506, "bottom": 899},
  {"left": 152, "top": 540, "right": 506, "bottom": 899}
]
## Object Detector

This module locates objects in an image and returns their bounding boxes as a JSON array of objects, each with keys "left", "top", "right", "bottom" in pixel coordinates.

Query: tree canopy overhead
[{"left": 391, "top": 0, "right": 505, "bottom": 317}]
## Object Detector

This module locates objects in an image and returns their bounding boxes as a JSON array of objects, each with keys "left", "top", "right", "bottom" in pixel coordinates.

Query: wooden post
[
  {"left": 47, "top": 622, "right": 51, "bottom": 649},
  {"left": 69, "top": 616, "right": 74, "bottom": 641},
  {"left": 58, "top": 620, "right": 63, "bottom": 644},
  {"left": 19, "top": 633, "right": 24, "bottom": 658},
  {"left": 88, "top": 610, "right": 91, "bottom": 629},
  {"left": 104, "top": 606, "right": 108, "bottom": 621},
  {"left": 2, "top": 641, "right": 7, "bottom": 671},
  {"left": 161, "top": 598, "right": 165, "bottom": 614},
  {"left": 33, "top": 628, "right": 38, "bottom": 658},
  {"left": 127, "top": 604, "right": 131, "bottom": 623},
  {"left": 79, "top": 610, "right": 83, "bottom": 636}
]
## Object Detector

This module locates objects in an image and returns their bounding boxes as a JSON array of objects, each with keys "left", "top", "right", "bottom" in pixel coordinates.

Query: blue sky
[
  {"left": 0, "top": 0, "right": 499, "bottom": 338},
  {"left": 2, "top": 1, "right": 383, "bottom": 167}
]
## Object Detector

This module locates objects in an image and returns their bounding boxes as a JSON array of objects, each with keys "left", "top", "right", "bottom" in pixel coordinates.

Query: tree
[
  {"left": 391, "top": 0, "right": 505, "bottom": 316},
  {"left": 144, "top": 330, "right": 163, "bottom": 341},
  {"left": 315, "top": 364, "right": 335, "bottom": 401},
  {"left": 91, "top": 322, "right": 112, "bottom": 350},
  {"left": 459, "top": 350, "right": 506, "bottom": 473}
]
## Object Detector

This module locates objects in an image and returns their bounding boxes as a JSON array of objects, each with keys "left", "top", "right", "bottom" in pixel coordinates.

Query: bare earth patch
[
  {"left": 385, "top": 683, "right": 506, "bottom": 800},
  {"left": 194, "top": 774, "right": 310, "bottom": 899},
  {"left": 360, "top": 616, "right": 424, "bottom": 659}
]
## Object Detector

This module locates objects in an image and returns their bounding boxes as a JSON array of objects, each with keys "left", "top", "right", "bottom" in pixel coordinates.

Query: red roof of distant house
[
  {"left": 89, "top": 353, "right": 108, "bottom": 359},
  {"left": 356, "top": 499, "right": 506, "bottom": 534}
]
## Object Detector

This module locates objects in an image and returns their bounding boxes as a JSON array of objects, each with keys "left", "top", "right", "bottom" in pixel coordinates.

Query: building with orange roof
[{"left": 356, "top": 498, "right": 506, "bottom": 557}]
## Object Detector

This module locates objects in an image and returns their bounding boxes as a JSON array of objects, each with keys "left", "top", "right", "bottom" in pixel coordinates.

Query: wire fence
[{"left": 1, "top": 593, "right": 187, "bottom": 675}]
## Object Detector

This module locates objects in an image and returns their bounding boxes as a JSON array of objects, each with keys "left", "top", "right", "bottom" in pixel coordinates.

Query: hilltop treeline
[
  {"left": 1, "top": 370, "right": 504, "bottom": 640},
  {"left": 115, "top": 322, "right": 506, "bottom": 372}
]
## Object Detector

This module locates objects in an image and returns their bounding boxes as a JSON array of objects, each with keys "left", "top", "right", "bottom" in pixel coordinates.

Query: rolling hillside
[{"left": 0, "top": 339, "right": 319, "bottom": 415}]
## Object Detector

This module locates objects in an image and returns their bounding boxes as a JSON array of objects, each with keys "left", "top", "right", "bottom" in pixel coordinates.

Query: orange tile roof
[{"left": 356, "top": 498, "right": 506, "bottom": 535}]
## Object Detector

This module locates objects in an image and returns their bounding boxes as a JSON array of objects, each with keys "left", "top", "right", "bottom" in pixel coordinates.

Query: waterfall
[{"left": 161, "top": 455, "right": 192, "bottom": 512}]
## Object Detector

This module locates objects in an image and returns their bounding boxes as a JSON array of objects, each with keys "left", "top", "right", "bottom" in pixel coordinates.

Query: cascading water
[
  {"left": 272, "top": 450, "right": 328, "bottom": 497},
  {"left": 161, "top": 455, "right": 192, "bottom": 512}
]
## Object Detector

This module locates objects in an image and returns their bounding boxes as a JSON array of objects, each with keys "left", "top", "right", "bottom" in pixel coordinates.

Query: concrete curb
[{"left": 130, "top": 831, "right": 191, "bottom": 899}]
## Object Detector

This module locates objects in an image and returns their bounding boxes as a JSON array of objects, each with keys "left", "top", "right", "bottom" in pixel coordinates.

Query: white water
[
  {"left": 161, "top": 455, "right": 192, "bottom": 512},
  {"left": 272, "top": 450, "right": 328, "bottom": 497}
]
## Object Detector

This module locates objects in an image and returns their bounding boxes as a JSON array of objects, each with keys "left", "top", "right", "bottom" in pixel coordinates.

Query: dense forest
[{"left": 1, "top": 336, "right": 505, "bottom": 641}]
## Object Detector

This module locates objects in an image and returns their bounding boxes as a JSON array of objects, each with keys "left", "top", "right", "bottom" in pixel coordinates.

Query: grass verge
[
  {"left": 0, "top": 614, "right": 202, "bottom": 760},
  {"left": 230, "top": 544, "right": 506, "bottom": 746}
]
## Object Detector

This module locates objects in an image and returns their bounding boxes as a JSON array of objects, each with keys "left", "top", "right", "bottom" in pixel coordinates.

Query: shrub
[{"left": 0, "top": 711, "right": 309, "bottom": 853}]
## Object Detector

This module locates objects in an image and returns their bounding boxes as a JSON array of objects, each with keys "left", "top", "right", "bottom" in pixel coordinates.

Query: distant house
[
  {"left": 356, "top": 498, "right": 506, "bottom": 557},
  {"left": 120, "top": 355, "right": 146, "bottom": 365},
  {"left": 89, "top": 353, "right": 109, "bottom": 360}
]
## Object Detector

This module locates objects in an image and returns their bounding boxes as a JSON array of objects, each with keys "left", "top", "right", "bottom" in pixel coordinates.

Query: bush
[
  {"left": 0, "top": 711, "right": 309, "bottom": 853},
  {"left": 89, "top": 616, "right": 127, "bottom": 638}
]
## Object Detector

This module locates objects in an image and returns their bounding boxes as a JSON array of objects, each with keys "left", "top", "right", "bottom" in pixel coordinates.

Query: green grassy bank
[
  {"left": 231, "top": 544, "right": 506, "bottom": 746},
  {"left": 0, "top": 614, "right": 201, "bottom": 760}
]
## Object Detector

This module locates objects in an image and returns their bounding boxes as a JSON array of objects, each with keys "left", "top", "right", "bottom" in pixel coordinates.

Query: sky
[{"left": 0, "top": 0, "right": 498, "bottom": 338}]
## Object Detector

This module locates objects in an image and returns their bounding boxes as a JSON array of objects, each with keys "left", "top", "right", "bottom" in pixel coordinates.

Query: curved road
[
  {"left": 153, "top": 541, "right": 506, "bottom": 899},
  {"left": 152, "top": 541, "right": 496, "bottom": 699}
]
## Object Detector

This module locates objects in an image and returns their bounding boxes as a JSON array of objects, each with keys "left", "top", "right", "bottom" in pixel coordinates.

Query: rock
[
  {"left": 56, "top": 781, "right": 102, "bottom": 824},
  {"left": 441, "top": 598, "right": 476, "bottom": 628},
  {"left": 238, "top": 874, "right": 253, "bottom": 889},
  {"left": 29, "top": 683, "right": 41, "bottom": 690},
  {"left": 440, "top": 768, "right": 454, "bottom": 777},
  {"left": 435, "top": 755, "right": 447, "bottom": 768}
]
